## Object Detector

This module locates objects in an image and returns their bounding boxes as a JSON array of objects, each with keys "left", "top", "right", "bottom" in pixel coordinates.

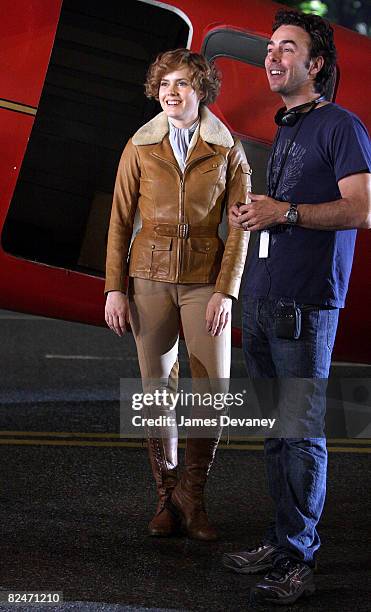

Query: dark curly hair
[
  {"left": 273, "top": 9, "right": 337, "bottom": 94},
  {"left": 145, "top": 48, "right": 221, "bottom": 106}
]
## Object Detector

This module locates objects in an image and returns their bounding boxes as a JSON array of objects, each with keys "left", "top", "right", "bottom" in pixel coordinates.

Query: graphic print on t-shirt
[
  {"left": 269, "top": 139, "right": 306, "bottom": 201},
  {"left": 244, "top": 104, "right": 370, "bottom": 306}
]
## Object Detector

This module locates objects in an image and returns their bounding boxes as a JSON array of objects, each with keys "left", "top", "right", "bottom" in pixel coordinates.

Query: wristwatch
[{"left": 284, "top": 203, "right": 298, "bottom": 225}]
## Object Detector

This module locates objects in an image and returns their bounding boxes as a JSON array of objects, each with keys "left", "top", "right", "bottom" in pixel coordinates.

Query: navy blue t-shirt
[{"left": 244, "top": 103, "right": 371, "bottom": 307}]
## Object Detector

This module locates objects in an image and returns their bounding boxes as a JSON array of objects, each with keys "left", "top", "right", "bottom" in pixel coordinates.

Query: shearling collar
[{"left": 132, "top": 106, "right": 234, "bottom": 148}]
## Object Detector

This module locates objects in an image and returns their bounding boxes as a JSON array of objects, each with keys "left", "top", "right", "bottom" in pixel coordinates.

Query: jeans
[{"left": 242, "top": 297, "right": 339, "bottom": 566}]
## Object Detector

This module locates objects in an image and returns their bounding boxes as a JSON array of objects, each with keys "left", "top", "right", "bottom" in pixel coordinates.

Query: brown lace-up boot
[
  {"left": 147, "top": 436, "right": 180, "bottom": 536},
  {"left": 169, "top": 436, "right": 219, "bottom": 541}
]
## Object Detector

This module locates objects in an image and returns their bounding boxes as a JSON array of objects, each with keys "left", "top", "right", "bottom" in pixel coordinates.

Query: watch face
[{"left": 287, "top": 208, "right": 298, "bottom": 224}]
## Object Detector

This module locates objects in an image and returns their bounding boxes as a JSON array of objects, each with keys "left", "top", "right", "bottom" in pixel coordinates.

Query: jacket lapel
[
  {"left": 151, "top": 135, "right": 179, "bottom": 167},
  {"left": 186, "top": 138, "right": 216, "bottom": 166}
]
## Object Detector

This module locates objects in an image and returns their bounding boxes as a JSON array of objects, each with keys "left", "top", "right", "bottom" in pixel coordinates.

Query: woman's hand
[
  {"left": 205, "top": 292, "right": 232, "bottom": 336},
  {"left": 105, "top": 291, "right": 130, "bottom": 337}
]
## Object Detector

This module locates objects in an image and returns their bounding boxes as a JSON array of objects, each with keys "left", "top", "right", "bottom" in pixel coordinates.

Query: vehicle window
[
  {"left": 2, "top": 0, "right": 189, "bottom": 276},
  {"left": 213, "top": 56, "right": 279, "bottom": 145}
]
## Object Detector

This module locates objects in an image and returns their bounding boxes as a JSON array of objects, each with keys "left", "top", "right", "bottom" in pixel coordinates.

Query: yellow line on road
[
  {"left": 0, "top": 438, "right": 369, "bottom": 453},
  {"left": 0, "top": 430, "right": 122, "bottom": 438},
  {"left": 0, "top": 439, "right": 143, "bottom": 448},
  {"left": 0, "top": 431, "right": 370, "bottom": 444},
  {"left": 325, "top": 438, "right": 371, "bottom": 444}
]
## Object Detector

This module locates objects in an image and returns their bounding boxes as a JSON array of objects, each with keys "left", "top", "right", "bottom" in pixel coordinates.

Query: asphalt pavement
[
  {"left": 0, "top": 444, "right": 369, "bottom": 612},
  {"left": 0, "top": 310, "right": 370, "bottom": 611}
]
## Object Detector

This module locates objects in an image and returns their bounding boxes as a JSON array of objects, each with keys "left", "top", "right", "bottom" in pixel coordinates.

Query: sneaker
[
  {"left": 250, "top": 557, "right": 315, "bottom": 606},
  {"left": 222, "top": 542, "right": 277, "bottom": 574}
]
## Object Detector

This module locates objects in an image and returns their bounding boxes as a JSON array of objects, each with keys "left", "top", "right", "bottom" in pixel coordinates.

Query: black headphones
[{"left": 275, "top": 96, "right": 326, "bottom": 126}]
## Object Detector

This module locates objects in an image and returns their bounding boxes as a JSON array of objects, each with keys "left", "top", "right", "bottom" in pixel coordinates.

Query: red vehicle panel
[{"left": 0, "top": 0, "right": 369, "bottom": 361}]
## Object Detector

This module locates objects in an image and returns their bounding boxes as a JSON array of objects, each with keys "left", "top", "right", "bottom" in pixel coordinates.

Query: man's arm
[
  {"left": 230, "top": 172, "right": 371, "bottom": 231},
  {"left": 297, "top": 173, "right": 371, "bottom": 230}
]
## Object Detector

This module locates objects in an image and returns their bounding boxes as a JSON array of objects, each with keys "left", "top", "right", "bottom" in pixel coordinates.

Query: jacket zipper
[
  {"left": 152, "top": 152, "right": 216, "bottom": 281},
  {"left": 181, "top": 152, "right": 216, "bottom": 220},
  {"left": 178, "top": 176, "right": 184, "bottom": 277},
  {"left": 152, "top": 155, "right": 183, "bottom": 279}
]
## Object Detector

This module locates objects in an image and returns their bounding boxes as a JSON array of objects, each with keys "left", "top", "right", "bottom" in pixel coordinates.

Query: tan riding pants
[{"left": 129, "top": 278, "right": 231, "bottom": 386}]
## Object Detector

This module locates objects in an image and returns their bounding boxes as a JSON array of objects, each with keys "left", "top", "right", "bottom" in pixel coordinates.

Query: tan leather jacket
[{"left": 105, "top": 106, "right": 251, "bottom": 299}]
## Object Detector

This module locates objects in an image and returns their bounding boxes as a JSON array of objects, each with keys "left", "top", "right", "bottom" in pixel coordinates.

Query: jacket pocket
[
  {"left": 183, "top": 237, "right": 219, "bottom": 282},
  {"left": 189, "top": 237, "right": 212, "bottom": 253},
  {"left": 150, "top": 236, "right": 172, "bottom": 277},
  {"left": 197, "top": 157, "right": 226, "bottom": 178},
  {"left": 129, "top": 236, "right": 149, "bottom": 273}
]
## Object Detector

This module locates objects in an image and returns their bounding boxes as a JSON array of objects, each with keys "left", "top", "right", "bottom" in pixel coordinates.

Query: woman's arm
[
  {"left": 205, "top": 141, "right": 251, "bottom": 335},
  {"left": 105, "top": 139, "right": 140, "bottom": 293},
  {"left": 105, "top": 139, "right": 140, "bottom": 335},
  {"left": 214, "top": 140, "right": 251, "bottom": 299}
]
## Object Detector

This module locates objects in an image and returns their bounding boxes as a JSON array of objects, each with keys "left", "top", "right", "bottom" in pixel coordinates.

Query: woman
[{"left": 105, "top": 49, "right": 251, "bottom": 541}]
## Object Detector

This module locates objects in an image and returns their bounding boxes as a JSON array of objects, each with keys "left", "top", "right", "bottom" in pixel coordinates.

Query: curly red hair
[{"left": 145, "top": 48, "right": 221, "bottom": 106}]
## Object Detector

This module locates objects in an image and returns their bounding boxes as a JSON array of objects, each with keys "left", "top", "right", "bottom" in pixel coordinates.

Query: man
[{"left": 223, "top": 9, "right": 371, "bottom": 607}]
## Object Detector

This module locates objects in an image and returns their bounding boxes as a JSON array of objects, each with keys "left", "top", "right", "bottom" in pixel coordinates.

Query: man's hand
[
  {"left": 105, "top": 291, "right": 130, "bottom": 337},
  {"left": 229, "top": 192, "right": 287, "bottom": 231},
  {"left": 205, "top": 293, "right": 232, "bottom": 337}
]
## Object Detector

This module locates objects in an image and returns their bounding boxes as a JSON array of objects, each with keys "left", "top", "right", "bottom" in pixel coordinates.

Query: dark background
[{"left": 276, "top": 0, "right": 371, "bottom": 36}]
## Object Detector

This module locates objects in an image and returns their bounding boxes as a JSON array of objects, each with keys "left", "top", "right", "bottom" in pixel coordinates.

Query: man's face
[{"left": 265, "top": 25, "right": 315, "bottom": 96}]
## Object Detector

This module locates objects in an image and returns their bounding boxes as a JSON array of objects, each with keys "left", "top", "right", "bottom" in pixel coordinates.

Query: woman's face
[{"left": 158, "top": 66, "right": 203, "bottom": 128}]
